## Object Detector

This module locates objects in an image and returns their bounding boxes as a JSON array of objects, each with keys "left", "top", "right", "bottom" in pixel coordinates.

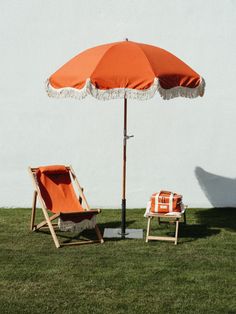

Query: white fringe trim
[
  {"left": 58, "top": 215, "right": 96, "bottom": 233},
  {"left": 46, "top": 77, "right": 205, "bottom": 101},
  {"left": 157, "top": 77, "right": 205, "bottom": 100}
]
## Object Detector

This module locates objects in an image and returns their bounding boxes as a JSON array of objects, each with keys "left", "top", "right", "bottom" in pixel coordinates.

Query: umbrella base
[{"left": 103, "top": 228, "right": 143, "bottom": 239}]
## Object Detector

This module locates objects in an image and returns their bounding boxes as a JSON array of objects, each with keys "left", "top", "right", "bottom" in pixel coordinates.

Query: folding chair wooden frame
[
  {"left": 29, "top": 165, "right": 104, "bottom": 248},
  {"left": 145, "top": 207, "right": 187, "bottom": 245}
]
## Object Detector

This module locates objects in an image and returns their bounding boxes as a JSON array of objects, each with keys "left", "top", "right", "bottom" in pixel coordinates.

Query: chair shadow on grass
[
  {"left": 178, "top": 223, "right": 220, "bottom": 242},
  {"left": 149, "top": 219, "right": 220, "bottom": 243},
  {"left": 194, "top": 208, "right": 236, "bottom": 232},
  {"left": 177, "top": 207, "right": 236, "bottom": 243},
  {"left": 37, "top": 220, "right": 136, "bottom": 243}
]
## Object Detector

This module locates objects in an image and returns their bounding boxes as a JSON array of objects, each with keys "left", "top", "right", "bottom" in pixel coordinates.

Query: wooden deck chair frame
[
  {"left": 145, "top": 207, "right": 187, "bottom": 245},
  {"left": 29, "top": 165, "right": 104, "bottom": 248}
]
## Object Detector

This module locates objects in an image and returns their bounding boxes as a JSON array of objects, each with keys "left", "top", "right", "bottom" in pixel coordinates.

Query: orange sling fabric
[{"left": 36, "top": 165, "right": 84, "bottom": 214}]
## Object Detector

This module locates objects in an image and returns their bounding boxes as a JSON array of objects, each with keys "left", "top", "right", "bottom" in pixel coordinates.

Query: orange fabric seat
[{"left": 36, "top": 165, "right": 84, "bottom": 213}]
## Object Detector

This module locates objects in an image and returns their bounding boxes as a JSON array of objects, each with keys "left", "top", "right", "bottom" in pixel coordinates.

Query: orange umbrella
[{"left": 46, "top": 40, "right": 205, "bottom": 238}]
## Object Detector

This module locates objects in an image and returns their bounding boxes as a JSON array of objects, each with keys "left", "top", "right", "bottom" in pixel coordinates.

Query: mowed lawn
[{"left": 0, "top": 207, "right": 235, "bottom": 314}]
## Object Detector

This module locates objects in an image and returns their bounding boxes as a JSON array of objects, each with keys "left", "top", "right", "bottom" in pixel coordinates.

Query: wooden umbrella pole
[{"left": 121, "top": 97, "right": 127, "bottom": 237}]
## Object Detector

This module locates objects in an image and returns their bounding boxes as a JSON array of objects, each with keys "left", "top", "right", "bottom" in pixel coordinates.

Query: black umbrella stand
[{"left": 103, "top": 97, "right": 143, "bottom": 239}]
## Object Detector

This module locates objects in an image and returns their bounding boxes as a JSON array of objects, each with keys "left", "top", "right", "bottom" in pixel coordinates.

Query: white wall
[{"left": 0, "top": 0, "right": 236, "bottom": 208}]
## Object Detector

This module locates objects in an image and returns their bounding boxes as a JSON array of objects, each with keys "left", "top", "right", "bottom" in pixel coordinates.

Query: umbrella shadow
[
  {"left": 195, "top": 166, "right": 236, "bottom": 232},
  {"left": 37, "top": 228, "right": 101, "bottom": 244},
  {"left": 150, "top": 220, "right": 220, "bottom": 243},
  {"left": 194, "top": 207, "right": 236, "bottom": 232},
  {"left": 195, "top": 166, "right": 236, "bottom": 207},
  {"left": 178, "top": 223, "right": 220, "bottom": 242}
]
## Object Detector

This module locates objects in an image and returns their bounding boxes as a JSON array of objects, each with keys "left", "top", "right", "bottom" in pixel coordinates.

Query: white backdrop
[{"left": 0, "top": 0, "right": 236, "bottom": 208}]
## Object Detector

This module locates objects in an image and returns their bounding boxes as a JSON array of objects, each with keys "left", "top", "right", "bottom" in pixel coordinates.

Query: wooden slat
[
  {"left": 95, "top": 224, "right": 104, "bottom": 243},
  {"left": 38, "top": 223, "right": 58, "bottom": 229},
  {"left": 175, "top": 219, "right": 180, "bottom": 245},
  {"left": 147, "top": 213, "right": 182, "bottom": 218},
  {"left": 69, "top": 165, "right": 90, "bottom": 211},
  {"left": 147, "top": 236, "right": 176, "bottom": 242},
  {"left": 145, "top": 217, "right": 151, "bottom": 243},
  {"left": 61, "top": 209, "right": 101, "bottom": 215},
  {"left": 30, "top": 190, "right": 37, "bottom": 231},
  {"left": 60, "top": 240, "right": 101, "bottom": 246},
  {"left": 33, "top": 213, "right": 60, "bottom": 231}
]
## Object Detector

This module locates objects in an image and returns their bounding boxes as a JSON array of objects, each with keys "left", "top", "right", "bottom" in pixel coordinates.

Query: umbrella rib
[
  {"left": 131, "top": 42, "right": 156, "bottom": 83},
  {"left": 89, "top": 42, "right": 122, "bottom": 83}
]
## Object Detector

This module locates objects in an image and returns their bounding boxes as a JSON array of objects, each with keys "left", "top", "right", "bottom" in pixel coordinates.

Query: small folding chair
[{"left": 145, "top": 206, "right": 187, "bottom": 245}]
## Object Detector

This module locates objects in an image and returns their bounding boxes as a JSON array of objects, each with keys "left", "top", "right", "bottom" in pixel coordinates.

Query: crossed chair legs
[{"left": 30, "top": 191, "right": 104, "bottom": 248}]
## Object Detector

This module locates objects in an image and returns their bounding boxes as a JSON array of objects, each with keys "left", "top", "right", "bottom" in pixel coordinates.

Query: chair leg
[
  {"left": 174, "top": 219, "right": 180, "bottom": 245},
  {"left": 95, "top": 224, "right": 104, "bottom": 243},
  {"left": 30, "top": 191, "right": 37, "bottom": 231},
  {"left": 41, "top": 207, "right": 60, "bottom": 248},
  {"left": 146, "top": 217, "right": 152, "bottom": 242},
  {"left": 33, "top": 213, "right": 59, "bottom": 231}
]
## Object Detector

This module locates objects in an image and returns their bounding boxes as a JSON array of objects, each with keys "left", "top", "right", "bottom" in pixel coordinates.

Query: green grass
[{"left": 0, "top": 207, "right": 235, "bottom": 314}]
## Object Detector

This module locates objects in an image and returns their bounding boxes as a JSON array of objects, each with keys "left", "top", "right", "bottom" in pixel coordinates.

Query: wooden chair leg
[
  {"left": 174, "top": 219, "right": 180, "bottom": 245},
  {"left": 41, "top": 207, "right": 60, "bottom": 248},
  {"left": 30, "top": 191, "right": 37, "bottom": 231},
  {"left": 146, "top": 217, "right": 152, "bottom": 242},
  {"left": 33, "top": 213, "right": 59, "bottom": 231},
  {"left": 95, "top": 224, "right": 104, "bottom": 243}
]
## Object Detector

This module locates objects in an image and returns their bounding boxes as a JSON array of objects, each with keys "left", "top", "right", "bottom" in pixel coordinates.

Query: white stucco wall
[{"left": 0, "top": 0, "right": 236, "bottom": 208}]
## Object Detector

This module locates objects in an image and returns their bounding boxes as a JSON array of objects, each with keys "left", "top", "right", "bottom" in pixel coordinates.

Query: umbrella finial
[{"left": 125, "top": 38, "right": 129, "bottom": 41}]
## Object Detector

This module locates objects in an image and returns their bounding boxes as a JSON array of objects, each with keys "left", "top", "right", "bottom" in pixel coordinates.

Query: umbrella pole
[
  {"left": 104, "top": 97, "right": 141, "bottom": 239},
  {"left": 121, "top": 97, "right": 127, "bottom": 238}
]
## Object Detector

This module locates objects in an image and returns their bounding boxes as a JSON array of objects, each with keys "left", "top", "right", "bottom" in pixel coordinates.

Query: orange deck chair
[{"left": 29, "top": 165, "right": 104, "bottom": 248}]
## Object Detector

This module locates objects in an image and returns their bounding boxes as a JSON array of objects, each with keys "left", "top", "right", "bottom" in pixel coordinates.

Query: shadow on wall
[
  {"left": 195, "top": 166, "right": 236, "bottom": 232},
  {"left": 195, "top": 166, "right": 236, "bottom": 208}
]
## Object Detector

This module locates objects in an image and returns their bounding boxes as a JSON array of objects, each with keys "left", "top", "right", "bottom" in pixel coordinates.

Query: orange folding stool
[{"left": 29, "top": 165, "right": 104, "bottom": 248}]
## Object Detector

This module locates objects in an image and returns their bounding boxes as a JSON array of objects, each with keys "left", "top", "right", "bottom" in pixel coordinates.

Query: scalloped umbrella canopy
[
  {"left": 46, "top": 40, "right": 205, "bottom": 100},
  {"left": 46, "top": 40, "right": 205, "bottom": 238}
]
